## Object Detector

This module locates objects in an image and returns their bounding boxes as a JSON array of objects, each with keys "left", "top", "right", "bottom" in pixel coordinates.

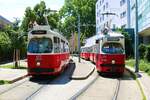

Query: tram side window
[
  {"left": 54, "top": 37, "right": 60, "bottom": 53},
  {"left": 61, "top": 40, "right": 65, "bottom": 53},
  {"left": 65, "top": 43, "right": 69, "bottom": 52}
]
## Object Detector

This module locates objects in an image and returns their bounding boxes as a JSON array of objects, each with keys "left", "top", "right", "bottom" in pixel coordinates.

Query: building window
[
  {"left": 97, "top": 4, "right": 99, "bottom": 9},
  {"left": 138, "top": 13, "right": 142, "bottom": 20},
  {"left": 100, "top": 17, "right": 101, "bottom": 22},
  {"left": 102, "top": 15, "right": 104, "bottom": 21},
  {"left": 106, "top": 2, "right": 108, "bottom": 8},
  {"left": 121, "top": 24, "right": 126, "bottom": 28},
  {"left": 131, "top": 4, "right": 135, "bottom": 10},
  {"left": 99, "top": 10, "right": 101, "bottom": 14},
  {"left": 120, "top": 11, "right": 126, "bottom": 18},
  {"left": 113, "top": 24, "right": 116, "bottom": 29},
  {"left": 120, "top": 0, "right": 126, "bottom": 6},
  {"left": 103, "top": 5, "right": 105, "bottom": 11}
]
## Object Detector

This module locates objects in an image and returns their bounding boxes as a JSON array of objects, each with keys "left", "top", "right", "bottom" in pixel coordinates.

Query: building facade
[
  {"left": 96, "top": 0, "right": 121, "bottom": 34},
  {"left": 0, "top": 15, "right": 12, "bottom": 29},
  {"left": 130, "top": 0, "right": 150, "bottom": 44},
  {"left": 120, "top": 0, "right": 131, "bottom": 28}
]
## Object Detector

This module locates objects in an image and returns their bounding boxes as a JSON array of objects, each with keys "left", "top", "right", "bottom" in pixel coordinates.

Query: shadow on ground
[
  {"left": 98, "top": 69, "right": 136, "bottom": 81},
  {"left": 29, "top": 62, "right": 76, "bottom": 85}
]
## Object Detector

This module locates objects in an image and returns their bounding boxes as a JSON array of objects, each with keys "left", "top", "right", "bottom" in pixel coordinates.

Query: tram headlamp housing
[
  {"left": 36, "top": 62, "right": 41, "bottom": 66},
  {"left": 112, "top": 60, "right": 115, "bottom": 64}
]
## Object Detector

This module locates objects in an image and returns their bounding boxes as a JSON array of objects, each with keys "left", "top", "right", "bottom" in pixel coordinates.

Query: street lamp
[{"left": 135, "top": 0, "right": 139, "bottom": 72}]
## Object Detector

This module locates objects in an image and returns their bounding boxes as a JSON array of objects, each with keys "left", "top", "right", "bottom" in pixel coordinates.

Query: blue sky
[{"left": 0, "top": 0, "right": 64, "bottom": 22}]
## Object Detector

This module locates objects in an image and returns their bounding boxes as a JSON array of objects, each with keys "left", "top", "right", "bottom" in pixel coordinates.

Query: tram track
[
  {"left": 112, "top": 78, "right": 120, "bottom": 100},
  {"left": 0, "top": 63, "right": 75, "bottom": 100},
  {"left": 70, "top": 72, "right": 99, "bottom": 100},
  {"left": 0, "top": 77, "right": 47, "bottom": 100},
  {"left": 77, "top": 68, "right": 143, "bottom": 100},
  {"left": 112, "top": 68, "right": 143, "bottom": 100},
  {"left": 0, "top": 77, "right": 29, "bottom": 95},
  {"left": 112, "top": 68, "right": 138, "bottom": 100},
  {"left": 26, "top": 78, "right": 52, "bottom": 100}
]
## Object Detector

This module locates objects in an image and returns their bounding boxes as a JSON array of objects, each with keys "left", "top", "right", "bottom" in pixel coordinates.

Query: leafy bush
[
  {"left": 125, "top": 59, "right": 135, "bottom": 67},
  {"left": 144, "top": 45, "right": 150, "bottom": 62},
  {"left": 126, "top": 59, "right": 150, "bottom": 76},
  {"left": 139, "top": 60, "right": 150, "bottom": 72},
  {"left": 0, "top": 32, "right": 12, "bottom": 61},
  {"left": 139, "top": 44, "right": 146, "bottom": 59}
]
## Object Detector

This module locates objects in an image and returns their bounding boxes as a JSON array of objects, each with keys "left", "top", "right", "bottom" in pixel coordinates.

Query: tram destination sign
[
  {"left": 107, "top": 37, "right": 120, "bottom": 41},
  {"left": 31, "top": 30, "right": 47, "bottom": 35}
]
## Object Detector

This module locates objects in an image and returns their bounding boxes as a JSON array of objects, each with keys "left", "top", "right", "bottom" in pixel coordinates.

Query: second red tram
[
  {"left": 27, "top": 25, "right": 70, "bottom": 76},
  {"left": 81, "top": 30, "right": 125, "bottom": 75}
]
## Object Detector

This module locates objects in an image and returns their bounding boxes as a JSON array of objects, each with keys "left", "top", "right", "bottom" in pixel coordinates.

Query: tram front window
[
  {"left": 102, "top": 43, "right": 124, "bottom": 54},
  {"left": 28, "top": 38, "right": 53, "bottom": 53}
]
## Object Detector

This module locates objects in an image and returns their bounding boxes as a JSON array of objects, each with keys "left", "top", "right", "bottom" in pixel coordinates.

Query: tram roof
[
  {"left": 82, "top": 31, "right": 124, "bottom": 48},
  {"left": 30, "top": 25, "right": 68, "bottom": 43}
]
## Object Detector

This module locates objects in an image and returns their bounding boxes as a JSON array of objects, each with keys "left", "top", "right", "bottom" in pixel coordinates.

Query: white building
[
  {"left": 119, "top": 0, "right": 131, "bottom": 28},
  {"left": 96, "top": 0, "right": 132, "bottom": 34},
  {"left": 96, "top": 0, "right": 121, "bottom": 34},
  {"left": 130, "top": 0, "right": 150, "bottom": 44}
]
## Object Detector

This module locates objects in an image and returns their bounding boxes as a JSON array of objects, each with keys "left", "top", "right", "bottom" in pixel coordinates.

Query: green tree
[
  {"left": 3, "top": 19, "right": 26, "bottom": 68},
  {"left": 59, "top": 0, "right": 96, "bottom": 42},
  {"left": 0, "top": 32, "right": 12, "bottom": 61},
  {"left": 21, "top": 1, "right": 59, "bottom": 32},
  {"left": 116, "top": 28, "right": 133, "bottom": 58}
]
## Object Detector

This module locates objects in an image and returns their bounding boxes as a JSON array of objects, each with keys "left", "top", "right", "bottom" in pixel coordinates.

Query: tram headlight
[
  {"left": 36, "top": 62, "right": 41, "bottom": 66},
  {"left": 112, "top": 60, "right": 115, "bottom": 64}
]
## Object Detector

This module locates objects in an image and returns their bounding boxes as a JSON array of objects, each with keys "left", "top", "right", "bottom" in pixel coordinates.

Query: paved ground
[
  {"left": 127, "top": 66, "right": 150, "bottom": 100},
  {"left": 70, "top": 56, "right": 95, "bottom": 79},
  {"left": 0, "top": 60, "right": 27, "bottom": 82},
  {"left": 0, "top": 68, "right": 27, "bottom": 81},
  {"left": 0, "top": 58, "right": 150, "bottom": 100},
  {"left": 0, "top": 59, "right": 98, "bottom": 100},
  {"left": 77, "top": 69, "right": 142, "bottom": 100}
]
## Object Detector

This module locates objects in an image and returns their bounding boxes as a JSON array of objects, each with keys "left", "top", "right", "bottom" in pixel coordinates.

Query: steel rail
[{"left": 112, "top": 78, "right": 121, "bottom": 100}]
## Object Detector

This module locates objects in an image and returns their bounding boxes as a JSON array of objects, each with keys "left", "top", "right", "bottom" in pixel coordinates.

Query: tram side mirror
[{"left": 95, "top": 40, "right": 99, "bottom": 44}]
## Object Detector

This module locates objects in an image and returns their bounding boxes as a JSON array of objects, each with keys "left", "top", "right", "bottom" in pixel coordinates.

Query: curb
[
  {"left": 126, "top": 67, "right": 147, "bottom": 100},
  {"left": 70, "top": 67, "right": 95, "bottom": 80},
  {"left": 9, "top": 74, "right": 29, "bottom": 84}
]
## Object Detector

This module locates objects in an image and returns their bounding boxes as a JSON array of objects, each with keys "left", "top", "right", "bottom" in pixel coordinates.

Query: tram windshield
[
  {"left": 102, "top": 43, "right": 124, "bottom": 54},
  {"left": 28, "top": 38, "right": 53, "bottom": 53}
]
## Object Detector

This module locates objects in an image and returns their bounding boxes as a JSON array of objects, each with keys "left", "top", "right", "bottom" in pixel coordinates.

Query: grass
[
  {"left": 126, "top": 59, "right": 150, "bottom": 76},
  {"left": 0, "top": 65, "right": 27, "bottom": 69},
  {"left": 0, "top": 80, "right": 10, "bottom": 85}
]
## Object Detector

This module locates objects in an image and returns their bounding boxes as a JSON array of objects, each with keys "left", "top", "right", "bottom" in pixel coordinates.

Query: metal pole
[
  {"left": 45, "top": 15, "right": 49, "bottom": 25},
  {"left": 135, "top": 0, "right": 139, "bottom": 72},
  {"left": 78, "top": 14, "right": 81, "bottom": 63}
]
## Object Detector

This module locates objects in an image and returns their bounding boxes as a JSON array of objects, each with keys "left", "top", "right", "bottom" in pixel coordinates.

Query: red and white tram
[
  {"left": 27, "top": 25, "right": 70, "bottom": 76},
  {"left": 81, "top": 30, "right": 125, "bottom": 75}
]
